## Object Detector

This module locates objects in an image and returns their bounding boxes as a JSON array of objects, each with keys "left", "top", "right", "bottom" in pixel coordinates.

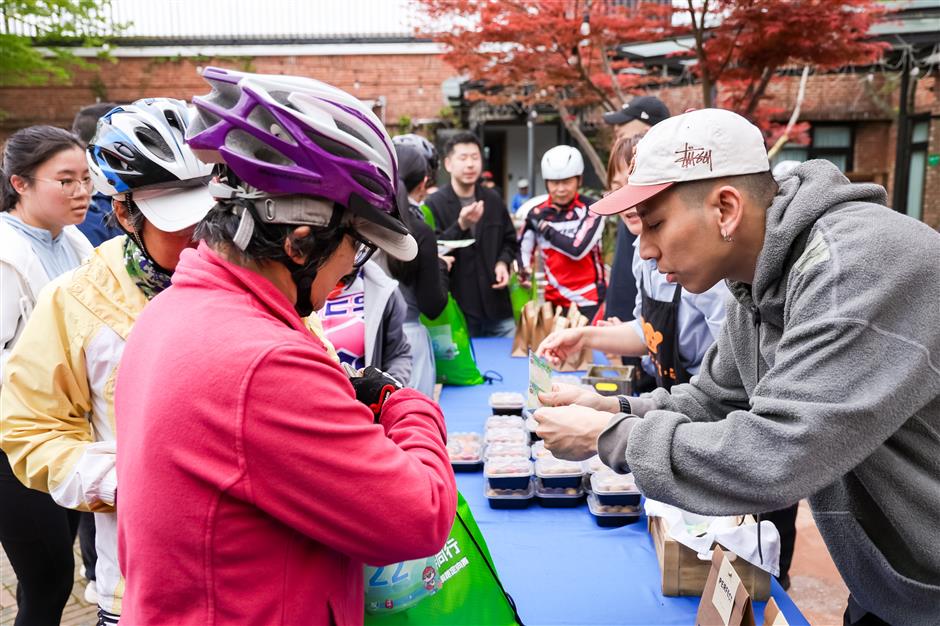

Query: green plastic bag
[
  {"left": 364, "top": 493, "right": 522, "bottom": 625},
  {"left": 420, "top": 296, "right": 484, "bottom": 386},
  {"left": 419, "top": 203, "right": 437, "bottom": 230},
  {"left": 417, "top": 202, "right": 483, "bottom": 386},
  {"left": 508, "top": 273, "right": 536, "bottom": 323}
]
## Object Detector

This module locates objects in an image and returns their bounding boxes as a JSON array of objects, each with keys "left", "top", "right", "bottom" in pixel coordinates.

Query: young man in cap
[
  {"left": 534, "top": 108, "right": 940, "bottom": 625},
  {"left": 603, "top": 95, "right": 671, "bottom": 141}
]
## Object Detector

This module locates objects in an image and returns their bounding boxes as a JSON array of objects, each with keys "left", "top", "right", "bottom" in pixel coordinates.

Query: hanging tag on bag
[{"left": 695, "top": 546, "right": 755, "bottom": 626}]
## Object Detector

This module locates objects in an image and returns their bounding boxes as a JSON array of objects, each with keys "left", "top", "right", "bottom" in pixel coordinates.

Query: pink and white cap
[{"left": 590, "top": 108, "right": 770, "bottom": 216}]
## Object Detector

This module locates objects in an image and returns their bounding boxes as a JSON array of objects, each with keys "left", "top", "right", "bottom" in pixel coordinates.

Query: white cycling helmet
[
  {"left": 87, "top": 98, "right": 215, "bottom": 232},
  {"left": 541, "top": 145, "right": 584, "bottom": 181}
]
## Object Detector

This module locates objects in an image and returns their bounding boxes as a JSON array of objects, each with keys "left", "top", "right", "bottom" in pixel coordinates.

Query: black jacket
[
  {"left": 425, "top": 184, "right": 518, "bottom": 322},
  {"left": 387, "top": 197, "right": 450, "bottom": 321}
]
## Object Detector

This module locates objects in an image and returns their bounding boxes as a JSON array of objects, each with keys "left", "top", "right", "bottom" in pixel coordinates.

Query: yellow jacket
[{"left": 1, "top": 235, "right": 146, "bottom": 614}]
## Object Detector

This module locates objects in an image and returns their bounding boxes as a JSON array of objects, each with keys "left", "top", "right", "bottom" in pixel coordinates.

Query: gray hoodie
[{"left": 598, "top": 160, "right": 940, "bottom": 625}]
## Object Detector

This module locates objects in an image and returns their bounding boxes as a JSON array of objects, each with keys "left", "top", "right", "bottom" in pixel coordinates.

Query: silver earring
[{"left": 721, "top": 230, "right": 733, "bottom": 242}]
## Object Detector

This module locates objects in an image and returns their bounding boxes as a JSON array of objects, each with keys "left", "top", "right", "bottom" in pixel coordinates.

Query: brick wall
[
  {"left": 922, "top": 101, "right": 940, "bottom": 229},
  {"left": 0, "top": 53, "right": 456, "bottom": 139},
  {"left": 2, "top": 53, "right": 937, "bottom": 227}
]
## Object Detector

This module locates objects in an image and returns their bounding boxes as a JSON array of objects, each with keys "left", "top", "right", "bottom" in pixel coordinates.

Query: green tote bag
[{"left": 364, "top": 493, "right": 522, "bottom": 625}]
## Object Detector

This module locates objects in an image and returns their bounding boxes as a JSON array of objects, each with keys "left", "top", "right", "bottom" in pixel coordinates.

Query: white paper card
[{"left": 711, "top": 553, "right": 740, "bottom": 626}]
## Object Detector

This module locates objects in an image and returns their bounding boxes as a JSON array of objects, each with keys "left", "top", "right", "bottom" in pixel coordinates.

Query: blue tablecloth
[{"left": 438, "top": 338, "right": 810, "bottom": 626}]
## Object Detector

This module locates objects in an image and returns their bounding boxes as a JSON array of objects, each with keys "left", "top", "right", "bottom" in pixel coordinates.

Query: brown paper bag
[
  {"left": 763, "top": 598, "right": 789, "bottom": 626},
  {"left": 512, "top": 301, "right": 537, "bottom": 357},
  {"left": 512, "top": 301, "right": 592, "bottom": 370},
  {"left": 695, "top": 547, "right": 755, "bottom": 626}
]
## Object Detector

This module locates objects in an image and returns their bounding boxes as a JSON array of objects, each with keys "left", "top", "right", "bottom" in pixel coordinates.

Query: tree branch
[
  {"left": 600, "top": 43, "right": 627, "bottom": 107},
  {"left": 768, "top": 65, "right": 810, "bottom": 158},
  {"left": 688, "top": 0, "right": 714, "bottom": 107},
  {"left": 744, "top": 65, "right": 776, "bottom": 117},
  {"left": 556, "top": 100, "right": 607, "bottom": 185}
]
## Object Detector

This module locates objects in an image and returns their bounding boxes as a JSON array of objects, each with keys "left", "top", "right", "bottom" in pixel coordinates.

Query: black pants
[
  {"left": 0, "top": 451, "right": 80, "bottom": 626},
  {"left": 78, "top": 512, "right": 97, "bottom": 581},
  {"left": 844, "top": 595, "right": 891, "bottom": 625},
  {"left": 763, "top": 503, "right": 799, "bottom": 579}
]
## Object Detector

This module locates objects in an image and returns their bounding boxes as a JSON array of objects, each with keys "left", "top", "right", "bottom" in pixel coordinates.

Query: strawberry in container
[
  {"left": 447, "top": 432, "right": 483, "bottom": 472},
  {"left": 587, "top": 493, "right": 642, "bottom": 526},
  {"left": 535, "top": 456, "right": 584, "bottom": 489},
  {"left": 484, "top": 457, "right": 533, "bottom": 490},
  {"left": 534, "top": 478, "right": 585, "bottom": 508},
  {"left": 485, "top": 414, "right": 525, "bottom": 431},
  {"left": 484, "top": 427, "right": 529, "bottom": 446},
  {"left": 485, "top": 481, "right": 535, "bottom": 509},
  {"left": 488, "top": 392, "right": 525, "bottom": 416},
  {"left": 483, "top": 442, "right": 530, "bottom": 462},
  {"left": 590, "top": 469, "right": 641, "bottom": 506}
]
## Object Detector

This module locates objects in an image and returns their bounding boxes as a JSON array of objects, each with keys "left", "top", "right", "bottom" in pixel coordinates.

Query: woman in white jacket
[{"left": 0, "top": 125, "right": 93, "bottom": 626}]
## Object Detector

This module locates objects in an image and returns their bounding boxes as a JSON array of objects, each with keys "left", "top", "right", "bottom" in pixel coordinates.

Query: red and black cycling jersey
[{"left": 519, "top": 194, "right": 607, "bottom": 310}]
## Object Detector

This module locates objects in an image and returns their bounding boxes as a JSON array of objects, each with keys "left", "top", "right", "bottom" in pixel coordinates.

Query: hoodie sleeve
[
  {"left": 0, "top": 263, "right": 27, "bottom": 379},
  {"left": 0, "top": 282, "right": 115, "bottom": 512},
  {"left": 242, "top": 345, "right": 456, "bottom": 566},
  {"left": 618, "top": 221, "right": 940, "bottom": 515}
]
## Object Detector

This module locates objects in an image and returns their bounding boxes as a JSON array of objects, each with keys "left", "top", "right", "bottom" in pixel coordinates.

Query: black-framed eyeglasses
[{"left": 347, "top": 229, "right": 377, "bottom": 270}]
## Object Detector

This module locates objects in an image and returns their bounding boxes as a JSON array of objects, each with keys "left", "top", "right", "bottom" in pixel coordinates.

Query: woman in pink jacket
[{"left": 114, "top": 67, "right": 457, "bottom": 625}]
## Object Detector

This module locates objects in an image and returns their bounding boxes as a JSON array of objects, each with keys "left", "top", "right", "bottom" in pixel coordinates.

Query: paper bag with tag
[
  {"left": 511, "top": 301, "right": 591, "bottom": 371},
  {"left": 696, "top": 547, "right": 755, "bottom": 626}
]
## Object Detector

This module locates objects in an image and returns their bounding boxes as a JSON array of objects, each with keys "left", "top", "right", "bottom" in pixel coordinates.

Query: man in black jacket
[{"left": 425, "top": 132, "right": 519, "bottom": 337}]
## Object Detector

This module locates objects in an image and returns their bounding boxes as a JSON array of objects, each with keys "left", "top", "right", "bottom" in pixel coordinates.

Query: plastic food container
[
  {"left": 485, "top": 458, "right": 534, "bottom": 490},
  {"left": 587, "top": 493, "right": 642, "bottom": 526},
  {"left": 581, "top": 455, "right": 610, "bottom": 474},
  {"left": 447, "top": 433, "right": 484, "bottom": 472},
  {"left": 485, "top": 414, "right": 525, "bottom": 430},
  {"left": 489, "top": 392, "right": 525, "bottom": 415},
  {"left": 483, "top": 427, "right": 529, "bottom": 446},
  {"left": 483, "top": 442, "right": 530, "bottom": 461},
  {"left": 530, "top": 440, "right": 554, "bottom": 460},
  {"left": 485, "top": 480, "right": 535, "bottom": 509},
  {"left": 534, "top": 478, "right": 584, "bottom": 507},
  {"left": 521, "top": 408, "right": 542, "bottom": 442},
  {"left": 536, "top": 457, "right": 584, "bottom": 489},
  {"left": 590, "top": 470, "right": 641, "bottom": 506}
]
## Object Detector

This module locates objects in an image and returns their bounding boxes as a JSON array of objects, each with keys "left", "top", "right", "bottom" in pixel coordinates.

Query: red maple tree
[
  {"left": 419, "top": 0, "right": 891, "bottom": 170},
  {"left": 680, "top": 0, "right": 890, "bottom": 147},
  {"left": 418, "top": 0, "right": 671, "bottom": 182}
]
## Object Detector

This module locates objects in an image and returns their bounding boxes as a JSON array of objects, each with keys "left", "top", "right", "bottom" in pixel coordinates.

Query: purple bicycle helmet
[{"left": 186, "top": 66, "right": 414, "bottom": 261}]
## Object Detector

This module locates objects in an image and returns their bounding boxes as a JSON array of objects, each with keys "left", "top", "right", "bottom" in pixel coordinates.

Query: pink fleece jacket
[{"left": 115, "top": 243, "right": 456, "bottom": 625}]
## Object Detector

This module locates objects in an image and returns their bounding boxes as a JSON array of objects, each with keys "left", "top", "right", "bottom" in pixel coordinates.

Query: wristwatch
[{"left": 617, "top": 395, "right": 632, "bottom": 415}]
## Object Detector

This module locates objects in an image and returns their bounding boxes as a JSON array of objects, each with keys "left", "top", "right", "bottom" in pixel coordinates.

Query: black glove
[
  {"left": 349, "top": 366, "right": 403, "bottom": 422},
  {"left": 524, "top": 208, "right": 544, "bottom": 233}
]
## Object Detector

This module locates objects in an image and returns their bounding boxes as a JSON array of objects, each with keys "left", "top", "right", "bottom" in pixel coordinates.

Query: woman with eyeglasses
[
  {"left": 0, "top": 126, "right": 93, "bottom": 625},
  {"left": 112, "top": 68, "right": 456, "bottom": 625}
]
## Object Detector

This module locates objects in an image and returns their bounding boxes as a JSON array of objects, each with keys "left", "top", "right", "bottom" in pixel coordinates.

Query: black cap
[
  {"left": 394, "top": 143, "right": 429, "bottom": 192},
  {"left": 602, "top": 96, "right": 670, "bottom": 127}
]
